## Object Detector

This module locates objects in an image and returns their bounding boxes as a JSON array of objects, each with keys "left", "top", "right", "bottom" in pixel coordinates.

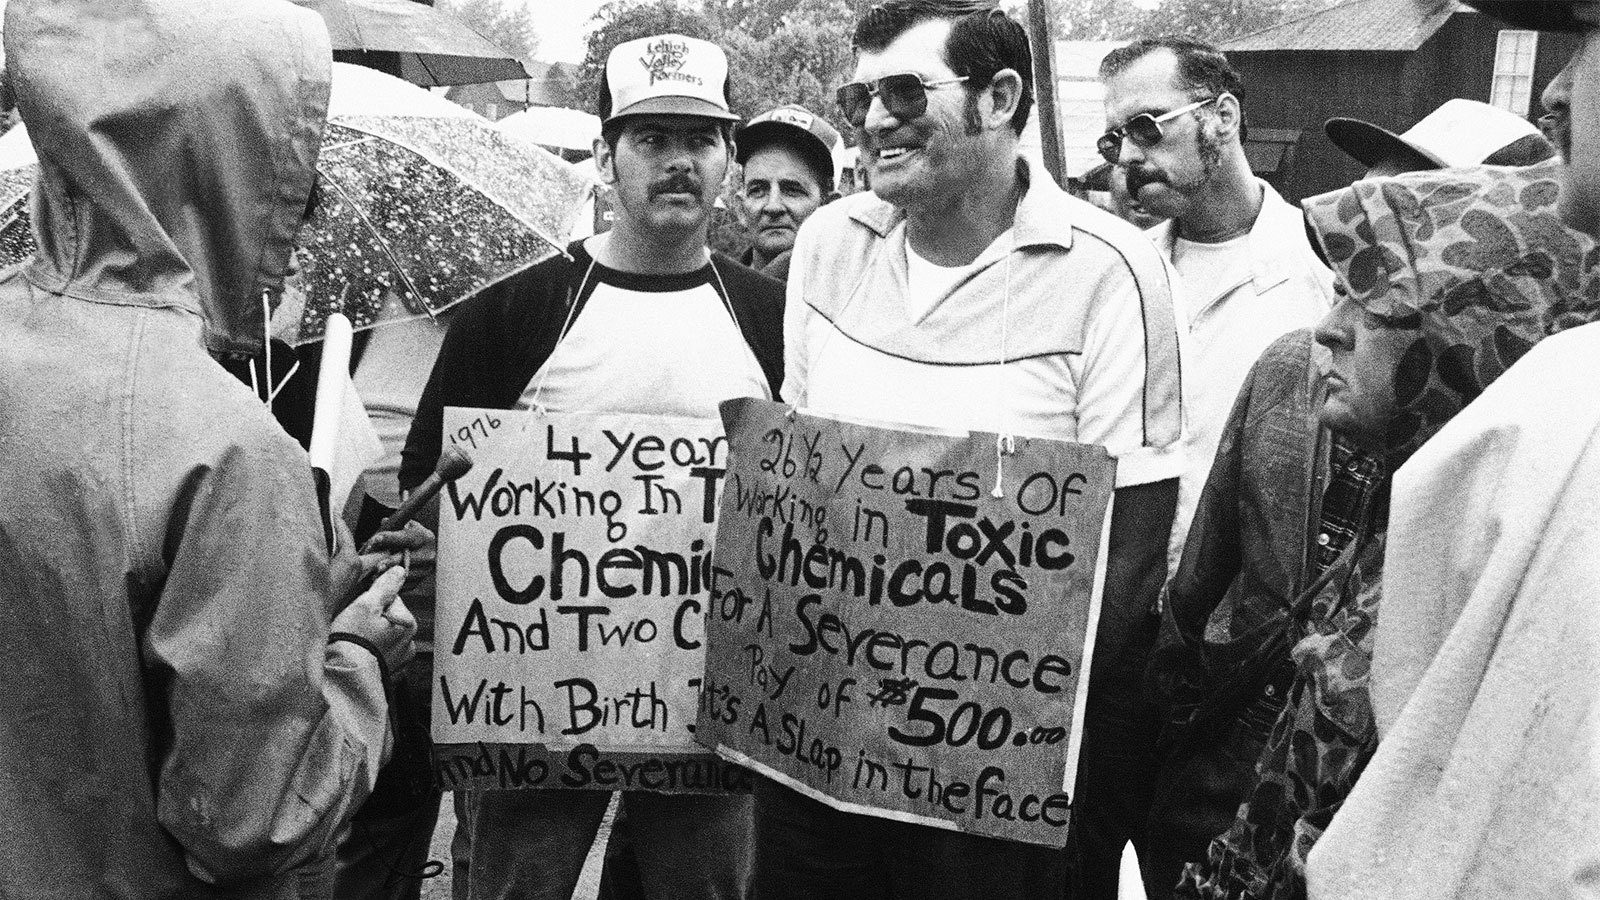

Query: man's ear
[
  {"left": 985, "top": 68, "right": 1024, "bottom": 130},
  {"left": 1213, "top": 92, "right": 1243, "bottom": 140},
  {"left": 593, "top": 135, "right": 616, "bottom": 185}
]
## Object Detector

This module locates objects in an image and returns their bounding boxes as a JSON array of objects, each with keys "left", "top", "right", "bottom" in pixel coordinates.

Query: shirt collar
[
  {"left": 1150, "top": 178, "right": 1299, "bottom": 294},
  {"left": 846, "top": 153, "right": 1077, "bottom": 253}
]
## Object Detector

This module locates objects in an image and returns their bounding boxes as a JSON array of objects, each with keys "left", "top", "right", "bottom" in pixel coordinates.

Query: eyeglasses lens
[
  {"left": 837, "top": 74, "right": 929, "bottom": 128},
  {"left": 837, "top": 83, "right": 871, "bottom": 127},
  {"left": 879, "top": 75, "right": 928, "bottom": 119},
  {"left": 1097, "top": 114, "right": 1164, "bottom": 163},
  {"left": 1125, "top": 115, "right": 1164, "bottom": 146}
]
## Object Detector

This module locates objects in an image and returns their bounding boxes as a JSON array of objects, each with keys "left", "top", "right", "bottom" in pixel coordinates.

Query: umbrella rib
[
  {"left": 417, "top": 53, "right": 441, "bottom": 86},
  {"left": 317, "top": 169, "right": 432, "bottom": 320}
]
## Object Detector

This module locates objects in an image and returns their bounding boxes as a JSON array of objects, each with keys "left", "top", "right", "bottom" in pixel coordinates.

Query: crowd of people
[{"left": 1, "top": 0, "right": 1596, "bottom": 898}]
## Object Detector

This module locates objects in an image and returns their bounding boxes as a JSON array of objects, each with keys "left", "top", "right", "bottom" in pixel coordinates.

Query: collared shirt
[
  {"left": 783, "top": 153, "right": 1186, "bottom": 488},
  {"left": 1313, "top": 440, "right": 1385, "bottom": 575},
  {"left": 1153, "top": 179, "right": 1337, "bottom": 579}
]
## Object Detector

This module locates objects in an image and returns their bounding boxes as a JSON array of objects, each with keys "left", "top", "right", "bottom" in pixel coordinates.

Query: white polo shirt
[
  {"left": 784, "top": 155, "right": 1187, "bottom": 489},
  {"left": 1149, "top": 179, "right": 1336, "bottom": 576}
]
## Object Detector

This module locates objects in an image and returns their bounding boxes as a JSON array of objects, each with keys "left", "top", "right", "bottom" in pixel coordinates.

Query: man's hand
[
  {"left": 361, "top": 517, "right": 433, "bottom": 559},
  {"left": 360, "top": 519, "right": 435, "bottom": 593},
  {"left": 331, "top": 565, "right": 417, "bottom": 673}
]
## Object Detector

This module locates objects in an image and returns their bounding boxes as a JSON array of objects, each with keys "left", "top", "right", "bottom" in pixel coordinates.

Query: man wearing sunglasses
[
  {"left": 770, "top": 1, "right": 1187, "bottom": 897},
  {"left": 1095, "top": 36, "right": 1332, "bottom": 899}
]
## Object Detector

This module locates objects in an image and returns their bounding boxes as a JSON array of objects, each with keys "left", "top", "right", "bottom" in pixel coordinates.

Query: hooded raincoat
[{"left": 0, "top": 1, "right": 389, "bottom": 897}]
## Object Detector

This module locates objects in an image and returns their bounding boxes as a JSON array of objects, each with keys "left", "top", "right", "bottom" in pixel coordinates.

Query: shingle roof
[{"left": 1222, "top": 0, "right": 1466, "bottom": 52}]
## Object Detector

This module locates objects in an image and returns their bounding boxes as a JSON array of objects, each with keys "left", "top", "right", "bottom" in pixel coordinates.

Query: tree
[
  {"left": 1053, "top": 0, "right": 1338, "bottom": 42},
  {"left": 720, "top": 6, "right": 858, "bottom": 117},
  {"left": 701, "top": 0, "right": 868, "bottom": 39},
  {"left": 440, "top": 0, "right": 541, "bottom": 62},
  {"left": 573, "top": 0, "right": 859, "bottom": 122},
  {"left": 573, "top": 2, "right": 720, "bottom": 111}
]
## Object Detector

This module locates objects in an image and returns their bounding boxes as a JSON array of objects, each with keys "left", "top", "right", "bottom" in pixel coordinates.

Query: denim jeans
[{"left": 463, "top": 788, "right": 752, "bottom": 900}]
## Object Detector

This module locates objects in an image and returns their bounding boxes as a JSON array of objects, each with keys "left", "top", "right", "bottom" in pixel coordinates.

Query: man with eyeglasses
[
  {"left": 769, "top": 1, "right": 1187, "bottom": 897},
  {"left": 1095, "top": 36, "right": 1333, "bottom": 899},
  {"left": 1098, "top": 40, "right": 1332, "bottom": 580}
]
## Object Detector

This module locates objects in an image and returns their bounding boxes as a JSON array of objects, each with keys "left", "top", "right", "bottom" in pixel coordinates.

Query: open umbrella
[
  {"left": 0, "top": 162, "right": 31, "bottom": 271},
  {"left": 276, "top": 62, "right": 591, "bottom": 343},
  {"left": 0, "top": 64, "right": 592, "bottom": 343},
  {"left": 0, "top": 122, "right": 35, "bottom": 271},
  {"left": 291, "top": 0, "right": 528, "bottom": 86},
  {"left": 495, "top": 106, "right": 601, "bottom": 153}
]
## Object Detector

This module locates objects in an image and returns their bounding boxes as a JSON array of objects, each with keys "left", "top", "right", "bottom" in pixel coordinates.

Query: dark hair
[
  {"left": 596, "top": 65, "right": 737, "bottom": 151},
  {"left": 1099, "top": 36, "right": 1245, "bottom": 108},
  {"left": 852, "top": 0, "right": 1034, "bottom": 136}
]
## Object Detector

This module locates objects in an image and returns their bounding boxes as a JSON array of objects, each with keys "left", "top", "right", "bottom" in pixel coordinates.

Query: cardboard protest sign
[
  {"left": 696, "top": 398, "right": 1115, "bottom": 846},
  {"left": 432, "top": 407, "right": 752, "bottom": 793}
]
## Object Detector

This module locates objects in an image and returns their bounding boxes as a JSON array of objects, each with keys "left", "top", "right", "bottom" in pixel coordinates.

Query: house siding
[{"left": 1229, "top": 15, "right": 1580, "bottom": 202}]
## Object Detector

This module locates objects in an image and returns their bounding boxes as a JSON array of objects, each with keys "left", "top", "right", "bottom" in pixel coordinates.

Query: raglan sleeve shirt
[
  {"left": 783, "top": 189, "right": 1186, "bottom": 489},
  {"left": 1068, "top": 238, "right": 1188, "bottom": 487}
]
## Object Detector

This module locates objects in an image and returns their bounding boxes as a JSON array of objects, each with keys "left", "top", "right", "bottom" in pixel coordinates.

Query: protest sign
[
  {"left": 696, "top": 398, "right": 1115, "bottom": 846},
  {"left": 432, "top": 407, "right": 752, "bottom": 793}
]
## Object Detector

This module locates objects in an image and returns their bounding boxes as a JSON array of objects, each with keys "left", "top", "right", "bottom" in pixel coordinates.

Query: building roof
[{"left": 1222, "top": 0, "right": 1467, "bottom": 52}]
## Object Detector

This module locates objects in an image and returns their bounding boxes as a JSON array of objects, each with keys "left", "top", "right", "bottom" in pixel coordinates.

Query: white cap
[
  {"left": 1326, "top": 98, "right": 1549, "bottom": 171},
  {"left": 603, "top": 34, "right": 740, "bottom": 124}
]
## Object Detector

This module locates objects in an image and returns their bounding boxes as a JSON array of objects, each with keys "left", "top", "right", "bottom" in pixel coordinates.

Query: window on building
[
  {"left": 485, "top": 101, "right": 499, "bottom": 120},
  {"left": 1490, "top": 30, "right": 1539, "bottom": 116}
]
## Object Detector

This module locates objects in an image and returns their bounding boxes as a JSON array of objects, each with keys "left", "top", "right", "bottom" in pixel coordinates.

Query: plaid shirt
[{"left": 1313, "top": 440, "right": 1387, "bottom": 575}]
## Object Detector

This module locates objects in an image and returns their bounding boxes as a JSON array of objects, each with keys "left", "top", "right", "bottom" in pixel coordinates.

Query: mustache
[
  {"left": 1123, "top": 166, "right": 1166, "bottom": 195},
  {"left": 649, "top": 174, "right": 702, "bottom": 199}
]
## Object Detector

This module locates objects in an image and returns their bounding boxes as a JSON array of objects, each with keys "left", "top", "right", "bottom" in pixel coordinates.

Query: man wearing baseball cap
[
  {"left": 402, "top": 32, "right": 782, "bottom": 900},
  {"left": 1305, "top": 4, "right": 1600, "bottom": 899},
  {"left": 734, "top": 104, "right": 844, "bottom": 279}
]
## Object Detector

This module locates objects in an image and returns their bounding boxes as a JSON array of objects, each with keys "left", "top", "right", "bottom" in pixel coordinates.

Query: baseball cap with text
[
  {"left": 603, "top": 34, "right": 741, "bottom": 124},
  {"left": 736, "top": 105, "right": 844, "bottom": 189}
]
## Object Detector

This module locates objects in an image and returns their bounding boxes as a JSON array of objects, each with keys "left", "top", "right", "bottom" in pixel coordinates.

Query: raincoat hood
[
  {"left": 1302, "top": 160, "right": 1595, "bottom": 462},
  {"left": 5, "top": 0, "right": 331, "bottom": 354}
]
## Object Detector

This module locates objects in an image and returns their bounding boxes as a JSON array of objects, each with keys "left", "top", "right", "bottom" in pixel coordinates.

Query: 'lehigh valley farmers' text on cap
[{"left": 604, "top": 34, "right": 740, "bottom": 124}]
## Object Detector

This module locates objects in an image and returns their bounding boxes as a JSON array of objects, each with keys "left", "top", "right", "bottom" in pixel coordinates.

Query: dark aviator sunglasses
[
  {"left": 836, "top": 73, "right": 970, "bottom": 129},
  {"left": 1097, "top": 96, "right": 1220, "bottom": 164}
]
